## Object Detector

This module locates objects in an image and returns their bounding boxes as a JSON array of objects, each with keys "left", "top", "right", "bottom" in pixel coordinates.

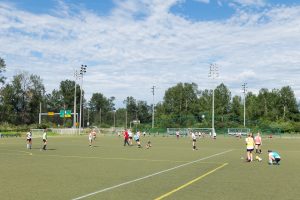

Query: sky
[{"left": 0, "top": 0, "right": 300, "bottom": 108}]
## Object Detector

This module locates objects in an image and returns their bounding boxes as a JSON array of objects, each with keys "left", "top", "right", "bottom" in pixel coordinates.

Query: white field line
[{"left": 71, "top": 149, "right": 233, "bottom": 200}]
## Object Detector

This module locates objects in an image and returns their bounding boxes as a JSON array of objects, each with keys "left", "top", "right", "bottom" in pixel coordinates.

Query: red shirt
[{"left": 124, "top": 131, "right": 129, "bottom": 139}]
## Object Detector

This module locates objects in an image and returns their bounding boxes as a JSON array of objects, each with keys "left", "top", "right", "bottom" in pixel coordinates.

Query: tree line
[{"left": 0, "top": 57, "right": 299, "bottom": 133}]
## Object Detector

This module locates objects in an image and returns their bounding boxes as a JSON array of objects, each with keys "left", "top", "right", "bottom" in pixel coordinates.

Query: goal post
[
  {"left": 227, "top": 128, "right": 250, "bottom": 136},
  {"left": 167, "top": 128, "right": 214, "bottom": 137}
]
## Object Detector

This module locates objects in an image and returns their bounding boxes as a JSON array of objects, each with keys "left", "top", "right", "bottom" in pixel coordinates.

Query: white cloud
[
  {"left": 0, "top": 1, "right": 300, "bottom": 108},
  {"left": 194, "top": 0, "right": 210, "bottom": 4},
  {"left": 229, "top": 0, "right": 266, "bottom": 7}
]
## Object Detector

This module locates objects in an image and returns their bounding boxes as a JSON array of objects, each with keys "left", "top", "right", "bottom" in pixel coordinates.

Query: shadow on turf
[{"left": 29, "top": 148, "right": 57, "bottom": 151}]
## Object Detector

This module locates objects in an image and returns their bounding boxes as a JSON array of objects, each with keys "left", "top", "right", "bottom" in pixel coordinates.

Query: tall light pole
[
  {"left": 73, "top": 70, "right": 79, "bottom": 128},
  {"left": 242, "top": 83, "right": 247, "bottom": 127},
  {"left": 113, "top": 109, "right": 116, "bottom": 131},
  {"left": 99, "top": 108, "right": 102, "bottom": 128},
  {"left": 79, "top": 64, "right": 87, "bottom": 134},
  {"left": 151, "top": 86, "right": 156, "bottom": 129},
  {"left": 209, "top": 63, "right": 219, "bottom": 136},
  {"left": 125, "top": 110, "right": 127, "bottom": 129}
]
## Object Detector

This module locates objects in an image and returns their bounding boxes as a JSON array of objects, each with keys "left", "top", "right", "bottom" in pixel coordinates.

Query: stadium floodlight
[
  {"left": 242, "top": 83, "right": 248, "bottom": 127},
  {"left": 113, "top": 108, "right": 116, "bottom": 131},
  {"left": 79, "top": 64, "right": 87, "bottom": 134},
  {"left": 73, "top": 70, "right": 80, "bottom": 128},
  {"left": 208, "top": 63, "right": 219, "bottom": 137},
  {"left": 151, "top": 86, "right": 156, "bottom": 129}
]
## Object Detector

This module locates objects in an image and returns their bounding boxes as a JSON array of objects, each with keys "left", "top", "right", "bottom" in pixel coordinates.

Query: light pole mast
[
  {"left": 209, "top": 63, "right": 219, "bottom": 136},
  {"left": 73, "top": 70, "right": 79, "bottom": 128},
  {"left": 242, "top": 83, "right": 247, "bottom": 127},
  {"left": 151, "top": 86, "right": 156, "bottom": 129},
  {"left": 79, "top": 65, "right": 87, "bottom": 134}
]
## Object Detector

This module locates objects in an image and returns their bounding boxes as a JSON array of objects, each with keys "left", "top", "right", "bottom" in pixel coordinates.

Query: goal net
[
  {"left": 30, "top": 129, "right": 45, "bottom": 138},
  {"left": 31, "top": 128, "right": 79, "bottom": 137},
  {"left": 167, "top": 128, "right": 214, "bottom": 137},
  {"left": 227, "top": 128, "right": 250, "bottom": 136}
]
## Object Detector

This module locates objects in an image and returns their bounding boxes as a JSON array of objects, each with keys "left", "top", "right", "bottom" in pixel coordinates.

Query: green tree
[
  {"left": 231, "top": 95, "right": 242, "bottom": 123},
  {"left": 89, "top": 92, "right": 115, "bottom": 126},
  {"left": 214, "top": 83, "right": 231, "bottom": 122},
  {"left": 124, "top": 96, "right": 138, "bottom": 123},
  {"left": 279, "top": 86, "right": 298, "bottom": 120},
  {"left": 162, "top": 82, "right": 199, "bottom": 126},
  {"left": 0, "top": 72, "right": 45, "bottom": 124}
]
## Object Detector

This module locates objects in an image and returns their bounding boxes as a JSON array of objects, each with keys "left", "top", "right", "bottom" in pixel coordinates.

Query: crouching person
[{"left": 268, "top": 150, "right": 281, "bottom": 165}]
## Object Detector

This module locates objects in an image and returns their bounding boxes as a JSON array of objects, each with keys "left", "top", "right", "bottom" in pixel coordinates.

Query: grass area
[
  {"left": 0, "top": 131, "right": 21, "bottom": 137},
  {"left": 0, "top": 135, "right": 299, "bottom": 200}
]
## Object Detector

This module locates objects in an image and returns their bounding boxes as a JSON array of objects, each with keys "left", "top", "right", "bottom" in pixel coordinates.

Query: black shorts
[
  {"left": 135, "top": 139, "right": 140, "bottom": 142},
  {"left": 43, "top": 139, "right": 47, "bottom": 143},
  {"left": 275, "top": 158, "right": 281, "bottom": 163},
  {"left": 129, "top": 137, "right": 133, "bottom": 139},
  {"left": 255, "top": 144, "right": 261, "bottom": 146},
  {"left": 27, "top": 138, "right": 32, "bottom": 142},
  {"left": 192, "top": 139, "right": 196, "bottom": 142},
  {"left": 247, "top": 148, "right": 254, "bottom": 152}
]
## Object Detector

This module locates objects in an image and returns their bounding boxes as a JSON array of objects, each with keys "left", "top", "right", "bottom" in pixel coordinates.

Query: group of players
[
  {"left": 26, "top": 129, "right": 48, "bottom": 150},
  {"left": 25, "top": 128, "right": 281, "bottom": 165},
  {"left": 245, "top": 132, "right": 281, "bottom": 165},
  {"left": 122, "top": 129, "right": 152, "bottom": 149}
]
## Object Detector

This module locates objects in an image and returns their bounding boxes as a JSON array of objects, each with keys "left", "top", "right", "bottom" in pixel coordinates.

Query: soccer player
[
  {"left": 88, "top": 131, "right": 93, "bottom": 147},
  {"left": 146, "top": 140, "right": 152, "bottom": 149},
  {"left": 42, "top": 129, "right": 47, "bottom": 150},
  {"left": 268, "top": 150, "right": 281, "bottom": 165},
  {"left": 128, "top": 129, "right": 133, "bottom": 145},
  {"left": 123, "top": 129, "right": 130, "bottom": 146},
  {"left": 92, "top": 129, "right": 97, "bottom": 141},
  {"left": 245, "top": 133, "right": 255, "bottom": 162},
  {"left": 176, "top": 130, "right": 180, "bottom": 139},
  {"left": 134, "top": 132, "right": 141, "bottom": 148},
  {"left": 26, "top": 130, "right": 32, "bottom": 149},
  {"left": 254, "top": 132, "right": 262, "bottom": 154},
  {"left": 191, "top": 132, "right": 197, "bottom": 150}
]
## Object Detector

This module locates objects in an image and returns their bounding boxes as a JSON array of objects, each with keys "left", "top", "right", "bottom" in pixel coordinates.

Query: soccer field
[{"left": 0, "top": 135, "right": 300, "bottom": 200}]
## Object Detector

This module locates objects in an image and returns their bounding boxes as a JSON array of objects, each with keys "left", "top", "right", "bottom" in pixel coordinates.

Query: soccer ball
[{"left": 256, "top": 156, "right": 262, "bottom": 162}]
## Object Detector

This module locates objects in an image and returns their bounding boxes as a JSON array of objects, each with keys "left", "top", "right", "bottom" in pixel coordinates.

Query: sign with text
[
  {"left": 60, "top": 110, "right": 72, "bottom": 118},
  {"left": 48, "top": 112, "right": 54, "bottom": 116}
]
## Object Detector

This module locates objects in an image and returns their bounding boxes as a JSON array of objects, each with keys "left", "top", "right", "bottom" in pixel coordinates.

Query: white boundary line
[{"left": 71, "top": 149, "right": 233, "bottom": 200}]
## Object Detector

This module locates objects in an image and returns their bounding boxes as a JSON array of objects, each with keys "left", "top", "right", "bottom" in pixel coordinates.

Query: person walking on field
[
  {"left": 123, "top": 129, "right": 130, "bottom": 146},
  {"left": 128, "top": 129, "right": 133, "bottom": 145},
  {"left": 26, "top": 130, "right": 32, "bottom": 149},
  {"left": 245, "top": 133, "right": 255, "bottom": 162},
  {"left": 176, "top": 130, "right": 180, "bottom": 139},
  {"left": 42, "top": 129, "right": 47, "bottom": 150},
  {"left": 254, "top": 132, "right": 262, "bottom": 154},
  {"left": 191, "top": 132, "right": 197, "bottom": 150},
  {"left": 88, "top": 131, "right": 93, "bottom": 147}
]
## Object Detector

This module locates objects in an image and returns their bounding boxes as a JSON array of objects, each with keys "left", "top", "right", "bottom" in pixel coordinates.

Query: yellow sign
[{"left": 48, "top": 112, "right": 54, "bottom": 116}]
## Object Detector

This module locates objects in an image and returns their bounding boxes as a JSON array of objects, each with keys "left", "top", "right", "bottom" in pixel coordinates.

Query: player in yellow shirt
[{"left": 245, "top": 133, "right": 255, "bottom": 162}]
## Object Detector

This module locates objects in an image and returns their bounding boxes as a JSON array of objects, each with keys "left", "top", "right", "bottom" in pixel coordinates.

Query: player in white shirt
[
  {"left": 128, "top": 129, "right": 133, "bottom": 145},
  {"left": 191, "top": 132, "right": 198, "bottom": 150},
  {"left": 88, "top": 131, "right": 93, "bottom": 147},
  {"left": 176, "top": 131, "right": 180, "bottom": 139},
  {"left": 26, "top": 130, "right": 32, "bottom": 149},
  {"left": 91, "top": 129, "right": 97, "bottom": 141},
  {"left": 42, "top": 130, "right": 47, "bottom": 150}
]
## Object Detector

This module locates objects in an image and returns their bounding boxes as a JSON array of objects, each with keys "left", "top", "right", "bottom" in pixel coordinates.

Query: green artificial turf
[{"left": 0, "top": 135, "right": 299, "bottom": 200}]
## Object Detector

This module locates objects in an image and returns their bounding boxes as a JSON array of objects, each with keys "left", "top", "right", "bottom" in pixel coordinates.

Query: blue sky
[{"left": 1, "top": 0, "right": 300, "bottom": 108}]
